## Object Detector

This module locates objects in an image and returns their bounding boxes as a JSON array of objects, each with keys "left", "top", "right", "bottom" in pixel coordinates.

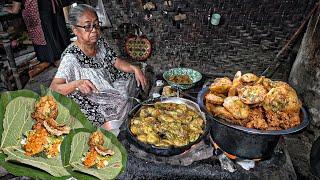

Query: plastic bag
[{"left": 95, "top": 0, "right": 112, "bottom": 27}]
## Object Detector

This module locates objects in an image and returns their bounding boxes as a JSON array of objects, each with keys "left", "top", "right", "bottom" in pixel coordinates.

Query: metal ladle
[{"left": 129, "top": 96, "right": 155, "bottom": 106}]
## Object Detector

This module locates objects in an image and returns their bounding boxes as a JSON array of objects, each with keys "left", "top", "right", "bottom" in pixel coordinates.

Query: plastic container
[{"left": 211, "top": 13, "right": 221, "bottom": 26}]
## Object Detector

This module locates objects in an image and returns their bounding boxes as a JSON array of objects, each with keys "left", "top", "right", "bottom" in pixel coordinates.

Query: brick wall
[{"left": 102, "top": 0, "right": 316, "bottom": 80}]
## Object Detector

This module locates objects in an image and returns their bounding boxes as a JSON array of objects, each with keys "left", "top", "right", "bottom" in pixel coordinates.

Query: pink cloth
[{"left": 21, "top": 0, "right": 46, "bottom": 45}]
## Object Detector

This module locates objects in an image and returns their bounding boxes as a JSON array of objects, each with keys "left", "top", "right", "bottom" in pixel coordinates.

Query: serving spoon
[{"left": 129, "top": 96, "right": 155, "bottom": 106}]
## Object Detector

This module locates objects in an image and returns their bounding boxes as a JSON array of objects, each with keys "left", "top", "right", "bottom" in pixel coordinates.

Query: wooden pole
[{"left": 262, "top": 3, "right": 319, "bottom": 77}]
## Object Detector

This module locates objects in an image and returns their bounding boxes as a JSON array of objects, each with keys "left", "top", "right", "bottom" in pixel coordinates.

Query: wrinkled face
[{"left": 73, "top": 11, "right": 101, "bottom": 44}]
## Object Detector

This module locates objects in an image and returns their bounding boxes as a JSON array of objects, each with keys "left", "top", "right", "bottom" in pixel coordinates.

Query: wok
[
  {"left": 197, "top": 85, "right": 310, "bottom": 159},
  {"left": 126, "top": 96, "right": 209, "bottom": 156}
]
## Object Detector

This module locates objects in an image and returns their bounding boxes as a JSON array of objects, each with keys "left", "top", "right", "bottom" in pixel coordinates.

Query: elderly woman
[{"left": 50, "top": 4, "right": 147, "bottom": 131}]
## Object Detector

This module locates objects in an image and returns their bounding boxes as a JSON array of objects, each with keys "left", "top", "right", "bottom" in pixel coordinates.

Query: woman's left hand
[{"left": 133, "top": 66, "right": 147, "bottom": 90}]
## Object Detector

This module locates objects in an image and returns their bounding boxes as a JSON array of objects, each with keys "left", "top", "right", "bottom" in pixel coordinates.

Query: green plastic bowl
[{"left": 163, "top": 68, "right": 202, "bottom": 90}]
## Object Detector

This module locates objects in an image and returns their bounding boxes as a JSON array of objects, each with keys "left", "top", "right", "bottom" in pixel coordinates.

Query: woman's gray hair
[{"left": 69, "top": 4, "right": 98, "bottom": 26}]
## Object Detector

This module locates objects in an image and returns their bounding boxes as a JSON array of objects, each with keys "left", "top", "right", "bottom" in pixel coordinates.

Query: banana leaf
[
  {"left": 61, "top": 128, "right": 127, "bottom": 180},
  {"left": 0, "top": 89, "right": 95, "bottom": 179}
]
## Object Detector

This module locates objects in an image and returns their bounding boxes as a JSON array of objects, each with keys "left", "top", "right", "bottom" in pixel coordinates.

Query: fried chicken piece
[
  {"left": 223, "top": 96, "right": 250, "bottom": 119},
  {"left": 241, "top": 73, "right": 259, "bottom": 83},
  {"left": 31, "top": 96, "right": 58, "bottom": 122},
  {"left": 228, "top": 71, "right": 243, "bottom": 96},
  {"left": 238, "top": 85, "right": 267, "bottom": 104},
  {"left": 88, "top": 131, "right": 104, "bottom": 146},
  {"left": 205, "top": 93, "right": 224, "bottom": 105},
  {"left": 209, "top": 77, "right": 232, "bottom": 94},
  {"left": 24, "top": 126, "right": 49, "bottom": 156},
  {"left": 246, "top": 108, "right": 268, "bottom": 130}
]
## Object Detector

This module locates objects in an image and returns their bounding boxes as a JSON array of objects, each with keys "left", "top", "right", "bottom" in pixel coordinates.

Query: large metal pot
[
  {"left": 197, "top": 86, "right": 310, "bottom": 159},
  {"left": 126, "top": 96, "right": 209, "bottom": 156}
]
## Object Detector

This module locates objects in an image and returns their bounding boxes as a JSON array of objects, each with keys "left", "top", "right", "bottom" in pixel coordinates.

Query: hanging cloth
[
  {"left": 21, "top": 0, "right": 46, "bottom": 45},
  {"left": 51, "top": 0, "right": 62, "bottom": 14}
]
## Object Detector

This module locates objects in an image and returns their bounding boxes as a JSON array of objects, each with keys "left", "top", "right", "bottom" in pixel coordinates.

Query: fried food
[
  {"left": 271, "top": 81, "right": 293, "bottom": 89},
  {"left": 23, "top": 96, "right": 70, "bottom": 158},
  {"left": 162, "top": 86, "right": 177, "bottom": 97},
  {"left": 23, "top": 126, "right": 49, "bottom": 156},
  {"left": 287, "top": 112, "right": 301, "bottom": 128},
  {"left": 83, "top": 148, "right": 99, "bottom": 168},
  {"left": 205, "top": 93, "right": 224, "bottom": 105},
  {"left": 94, "top": 145, "right": 115, "bottom": 156},
  {"left": 209, "top": 77, "right": 232, "bottom": 94},
  {"left": 130, "top": 102, "right": 204, "bottom": 147},
  {"left": 43, "top": 118, "right": 70, "bottom": 136},
  {"left": 88, "top": 131, "right": 104, "bottom": 146},
  {"left": 82, "top": 131, "right": 114, "bottom": 169},
  {"left": 238, "top": 85, "right": 267, "bottom": 104},
  {"left": 205, "top": 101, "right": 215, "bottom": 113},
  {"left": 241, "top": 73, "right": 259, "bottom": 83},
  {"left": 223, "top": 96, "right": 250, "bottom": 119},
  {"left": 205, "top": 72, "right": 302, "bottom": 130},
  {"left": 168, "top": 74, "right": 192, "bottom": 84},
  {"left": 32, "top": 96, "right": 58, "bottom": 122},
  {"left": 255, "top": 76, "right": 273, "bottom": 91},
  {"left": 228, "top": 71, "right": 242, "bottom": 96},
  {"left": 210, "top": 106, "right": 235, "bottom": 122},
  {"left": 45, "top": 138, "right": 62, "bottom": 158},
  {"left": 265, "top": 110, "right": 301, "bottom": 130},
  {"left": 263, "top": 86, "right": 301, "bottom": 113},
  {"left": 246, "top": 107, "right": 268, "bottom": 130},
  {"left": 23, "top": 122, "right": 67, "bottom": 158},
  {"left": 263, "top": 87, "right": 288, "bottom": 112},
  {"left": 284, "top": 88, "right": 302, "bottom": 113}
]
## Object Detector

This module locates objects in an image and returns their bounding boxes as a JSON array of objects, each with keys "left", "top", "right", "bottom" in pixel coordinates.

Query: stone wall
[
  {"left": 101, "top": 0, "right": 316, "bottom": 80},
  {"left": 289, "top": 6, "right": 320, "bottom": 128}
]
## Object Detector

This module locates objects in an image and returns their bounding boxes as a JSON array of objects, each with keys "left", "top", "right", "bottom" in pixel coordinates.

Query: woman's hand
[
  {"left": 114, "top": 58, "right": 148, "bottom": 90},
  {"left": 75, "top": 79, "right": 98, "bottom": 94},
  {"left": 50, "top": 78, "right": 97, "bottom": 96},
  {"left": 133, "top": 66, "right": 148, "bottom": 90}
]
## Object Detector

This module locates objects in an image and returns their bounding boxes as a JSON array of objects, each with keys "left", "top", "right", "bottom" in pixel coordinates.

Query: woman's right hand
[{"left": 75, "top": 79, "right": 97, "bottom": 94}]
